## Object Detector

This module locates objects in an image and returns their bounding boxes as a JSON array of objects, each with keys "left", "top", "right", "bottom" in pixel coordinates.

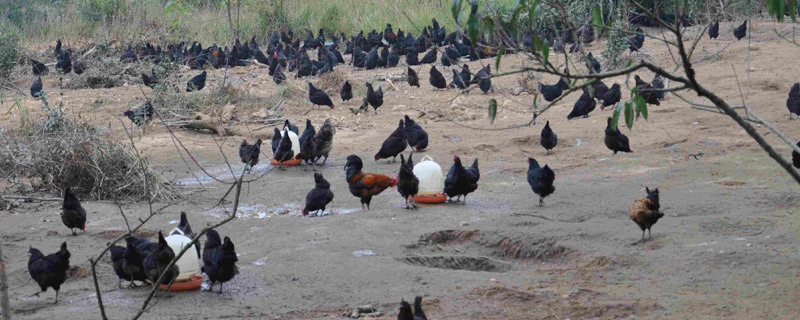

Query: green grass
[{"left": 3, "top": 0, "right": 516, "bottom": 48}]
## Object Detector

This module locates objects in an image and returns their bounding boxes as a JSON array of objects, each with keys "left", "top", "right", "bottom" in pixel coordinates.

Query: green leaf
[
  {"left": 495, "top": 47, "right": 504, "bottom": 70},
  {"left": 488, "top": 99, "right": 498, "bottom": 124},
  {"left": 778, "top": 0, "right": 786, "bottom": 21},
  {"left": 529, "top": 1, "right": 539, "bottom": 28},
  {"left": 634, "top": 95, "right": 646, "bottom": 119},
  {"left": 511, "top": 0, "right": 526, "bottom": 32},
  {"left": 586, "top": 84, "right": 595, "bottom": 98},
  {"left": 466, "top": 0, "right": 479, "bottom": 46},
  {"left": 630, "top": 86, "right": 638, "bottom": 99},
  {"left": 542, "top": 39, "right": 549, "bottom": 64},
  {"left": 791, "top": 0, "right": 797, "bottom": 22},
  {"left": 592, "top": 6, "right": 603, "bottom": 39},
  {"left": 452, "top": 0, "right": 463, "bottom": 23},
  {"left": 171, "top": 19, "right": 180, "bottom": 27},
  {"left": 611, "top": 103, "right": 622, "bottom": 131},
  {"left": 624, "top": 101, "right": 634, "bottom": 129}
]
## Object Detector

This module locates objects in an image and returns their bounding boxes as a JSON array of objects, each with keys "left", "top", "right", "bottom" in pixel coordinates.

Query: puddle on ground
[
  {"left": 176, "top": 163, "right": 271, "bottom": 186},
  {"left": 205, "top": 203, "right": 360, "bottom": 220}
]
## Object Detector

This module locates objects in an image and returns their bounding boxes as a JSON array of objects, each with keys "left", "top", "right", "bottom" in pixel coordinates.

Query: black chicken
[
  {"left": 566, "top": 88, "right": 596, "bottom": 119},
  {"left": 397, "top": 153, "right": 420, "bottom": 209},
  {"left": 375, "top": 120, "right": 408, "bottom": 162},
  {"left": 398, "top": 299, "right": 414, "bottom": 320},
  {"left": 602, "top": 83, "right": 621, "bottom": 110},
  {"left": 429, "top": 65, "right": 447, "bottom": 90},
  {"left": 604, "top": 117, "right": 633, "bottom": 154},
  {"left": 299, "top": 119, "right": 317, "bottom": 170},
  {"left": 474, "top": 65, "right": 492, "bottom": 94},
  {"left": 73, "top": 61, "right": 86, "bottom": 75},
  {"left": 708, "top": 21, "right": 719, "bottom": 39},
  {"left": 404, "top": 115, "right": 429, "bottom": 151},
  {"left": 271, "top": 128, "right": 282, "bottom": 155},
  {"left": 186, "top": 71, "right": 207, "bottom": 92},
  {"left": 634, "top": 75, "right": 660, "bottom": 106},
  {"left": 309, "top": 83, "right": 335, "bottom": 109},
  {"left": 366, "top": 83, "right": 384, "bottom": 114},
  {"left": 407, "top": 67, "right": 420, "bottom": 87},
  {"left": 792, "top": 141, "right": 800, "bottom": 169},
  {"left": 628, "top": 28, "right": 645, "bottom": 53},
  {"left": 31, "top": 77, "right": 43, "bottom": 98},
  {"left": 142, "top": 70, "right": 158, "bottom": 88},
  {"left": 28, "top": 242, "right": 70, "bottom": 303},
  {"left": 420, "top": 47, "right": 438, "bottom": 64},
  {"left": 61, "top": 187, "right": 87, "bottom": 236},
  {"left": 651, "top": 74, "right": 665, "bottom": 100},
  {"left": 202, "top": 230, "right": 239, "bottom": 293},
  {"left": 312, "top": 118, "right": 335, "bottom": 164},
  {"left": 414, "top": 296, "right": 428, "bottom": 320},
  {"left": 527, "top": 158, "right": 556, "bottom": 207},
  {"left": 273, "top": 65, "right": 287, "bottom": 85},
  {"left": 538, "top": 77, "right": 568, "bottom": 102},
  {"left": 274, "top": 128, "right": 295, "bottom": 169},
  {"left": 591, "top": 80, "right": 609, "bottom": 102},
  {"left": 31, "top": 59, "right": 48, "bottom": 76},
  {"left": 122, "top": 237, "right": 150, "bottom": 286},
  {"left": 123, "top": 101, "right": 154, "bottom": 127},
  {"left": 109, "top": 245, "right": 132, "bottom": 289},
  {"left": 55, "top": 50, "right": 72, "bottom": 74},
  {"left": 540, "top": 120, "right": 557, "bottom": 155},
  {"left": 303, "top": 172, "right": 335, "bottom": 216},
  {"left": 586, "top": 52, "right": 601, "bottom": 73},
  {"left": 449, "top": 69, "right": 466, "bottom": 89},
  {"left": 239, "top": 139, "right": 262, "bottom": 173},
  {"left": 143, "top": 232, "right": 179, "bottom": 288},
  {"left": 444, "top": 156, "right": 480, "bottom": 204},
  {"left": 365, "top": 48, "right": 380, "bottom": 70},
  {"left": 283, "top": 119, "right": 299, "bottom": 135},
  {"left": 733, "top": 20, "right": 747, "bottom": 41},
  {"left": 787, "top": 83, "right": 800, "bottom": 119},
  {"left": 341, "top": 81, "right": 353, "bottom": 102}
]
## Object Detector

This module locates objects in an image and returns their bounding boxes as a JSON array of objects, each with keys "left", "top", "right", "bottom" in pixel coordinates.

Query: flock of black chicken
[{"left": 24, "top": 15, "right": 800, "bottom": 319}]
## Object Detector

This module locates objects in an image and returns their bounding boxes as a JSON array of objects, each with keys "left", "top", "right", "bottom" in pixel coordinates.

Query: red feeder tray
[
  {"left": 271, "top": 159, "right": 303, "bottom": 166},
  {"left": 413, "top": 193, "right": 447, "bottom": 204},
  {"left": 157, "top": 274, "right": 203, "bottom": 292}
]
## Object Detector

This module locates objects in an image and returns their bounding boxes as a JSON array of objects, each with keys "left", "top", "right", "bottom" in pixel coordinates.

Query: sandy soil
[{"left": 3, "top": 20, "right": 800, "bottom": 319}]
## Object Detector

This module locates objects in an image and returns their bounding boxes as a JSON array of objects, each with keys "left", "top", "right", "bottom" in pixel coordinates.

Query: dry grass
[{"left": 0, "top": 115, "right": 177, "bottom": 201}]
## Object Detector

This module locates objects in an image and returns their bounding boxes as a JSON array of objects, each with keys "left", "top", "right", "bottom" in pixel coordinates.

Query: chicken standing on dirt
[
  {"left": 186, "top": 71, "right": 207, "bottom": 92},
  {"left": 271, "top": 128, "right": 282, "bottom": 154},
  {"left": 602, "top": 83, "right": 621, "bottom": 110},
  {"left": 308, "top": 83, "right": 335, "bottom": 109},
  {"left": 407, "top": 67, "right": 420, "bottom": 87},
  {"left": 397, "top": 299, "right": 414, "bottom": 320},
  {"left": 312, "top": 118, "right": 335, "bottom": 164},
  {"left": 273, "top": 65, "right": 287, "bottom": 85},
  {"left": 299, "top": 119, "right": 317, "bottom": 170},
  {"left": 345, "top": 154, "right": 398, "bottom": 210},
  {"left": 538, "top": 77, "right": 567, "bottom": 102},
  {"left": 340, "top": 80, "right": 353, "bottom": 102},
  {"left": 404, "top": 115, "right": 429, "bottom": 151},
  {"left": 31, "top": 59, "right": 48, "bottom": 76},
  {"left": 793, "top": 141, "right": 800, "bottom": 169},
  {"left": 239, "top": 139, "right": 262, "bottom": 173},
  {"left": 420, "top": 47, "right": 437, "bottom": 64},
  {"left": 397, "top": 153, "right": 420, "bottom": 209},
  {"left": 283, "top": 119, "right": 299, "bottom": 135},
  {"left": 61, "top": 187, "right": 87, "bottom": 236},
  {"left": 143, "top": 232, "right": 179, "bottom": 288},
  {"left": 375, "top": 120, "right": 408, "bottom": 163},
  {"left": 733, "top": 20, "right": 747, "bottom": 41},
  {"left": 444, "top": 156, "right": 480, "bottom": 204},
  {"left": 630, "top": 187, "right": 663, "bottom": 242},
  {"left": 429, "top": 65, "right": 447, "bottom": 90},
  {"left": 634, "top": 75, "right": 660, "bottom": 106},
  {"left": 566, "top": 88, "right": 596, "bottom": 119},
  {"left": 303, "top": 172, "right": 334, "bottom": 216},
  {"left": 109, "top": 245, "right": 132, "bottom": 289},
  {"left": 474, "top": 65, "right": 492, "bottom": 94},
  {"left": 787, "top": 83, "right": 800, "bottom": 119},
  {"left": 28, "top": 242, "right": 70, "bottom": 303},
  {"left": 708, "top": 21, "right": 719, "bottom": 39},
  {"left": 604, "top": 117, "right": 633, "bottom": 154},
  {"left": 527, "top": 158, "right": 556, "bottom": 207},
  {"left": 122, "top": 237, "right": 150, "bottom": 286},
  {"left": 31, "top": 77, "right": 43, "bottom": 98},
  {"left": 123, "top": 102, "right": 154, "bottom": 127},
  {"left": 202, "top": 229, "right": 239, "bottom": 293},
  {"left": 540, "top": 120, "right": 557, "bottom": 154},
  {"left": 274, "top": 128, "right": 295, "bottom": 169},
  {"left": 365, "top": 82, "right": 384, "bottom": 114},
  {"left": 414, "top": 296, "right": 428, "bottom": 320}
]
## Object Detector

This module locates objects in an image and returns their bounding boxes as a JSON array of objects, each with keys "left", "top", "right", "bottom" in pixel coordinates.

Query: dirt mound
[
  {"left": 409, "top": 229, "right": 571, "bottom": 262},
  {"left": 398, "top": 256, "right": 511, "bottom": 272}
]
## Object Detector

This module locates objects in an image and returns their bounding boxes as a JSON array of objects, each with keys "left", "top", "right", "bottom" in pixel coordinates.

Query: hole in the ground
[{"left": 397, "top": 256, "right": 511, "bottom": 272}]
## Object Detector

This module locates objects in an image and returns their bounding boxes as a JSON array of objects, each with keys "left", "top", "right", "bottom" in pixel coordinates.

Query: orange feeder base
[
  {"left": 413, "top": 193, "right": 447, "bottom": 204},
  {"left": 271, "top": 159, "right": 303, "bottom": 166},
  {"left": 157, "top": 274, "right": 203, "bottom": 292}
]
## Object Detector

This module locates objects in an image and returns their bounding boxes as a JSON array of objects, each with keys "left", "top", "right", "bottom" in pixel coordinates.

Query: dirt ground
[{"left": 3, "top": 20, "right": 800, "bottom": 319}]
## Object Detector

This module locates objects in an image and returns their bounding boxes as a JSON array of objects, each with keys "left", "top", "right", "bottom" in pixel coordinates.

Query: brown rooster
[
  {"left": 629, "top": 187, "right": 663, "bottom": 243},
  {"left": 345, "top": 155, "right": 397, "bottom": 210}
]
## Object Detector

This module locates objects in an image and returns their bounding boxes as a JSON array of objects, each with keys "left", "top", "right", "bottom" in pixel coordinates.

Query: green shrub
[
  {"left": 602, "top": 12, "right": 630, "bottom": 69},
  {"left": 0, "top": 25, "right": 19, "bottom": 78},
  {"left": 78, "top": 0, "right": 127, "bottom": 25}
]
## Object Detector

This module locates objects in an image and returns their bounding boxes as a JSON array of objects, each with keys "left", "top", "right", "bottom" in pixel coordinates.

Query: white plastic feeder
[
  {"left": 412, "top": 155, "right": 447, "bottom": 203},
  {"left": 166, "top": 229, "right": 201, "bottom": 281}
]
